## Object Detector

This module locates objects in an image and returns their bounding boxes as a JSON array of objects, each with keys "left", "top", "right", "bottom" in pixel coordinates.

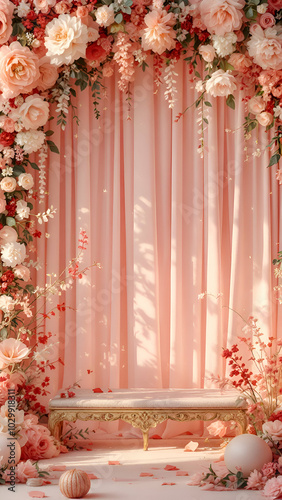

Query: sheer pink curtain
[{"left": 35, "top": 61, "right": 281, "bottom": 404}]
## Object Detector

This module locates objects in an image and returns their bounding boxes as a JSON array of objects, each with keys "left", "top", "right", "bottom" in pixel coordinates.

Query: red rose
[
  {"left": 86, "top": 43, "right": 107, "bottom": 62},
  {"left": 0, "top": 131, "right": 15, "bottom": 146}
]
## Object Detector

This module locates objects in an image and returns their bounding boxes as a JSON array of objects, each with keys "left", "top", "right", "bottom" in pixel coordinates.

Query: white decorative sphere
[
  {"left": 0, "top": 432, "right": 21, "bottom": 468},
  {"left": 224, "top": 434, "right": 273, "bottom": 477}
]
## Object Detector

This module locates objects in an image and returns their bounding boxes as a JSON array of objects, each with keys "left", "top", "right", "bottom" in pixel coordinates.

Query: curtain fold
[{"left": 35, "top": 61, "right": 281, "bottom": 402}]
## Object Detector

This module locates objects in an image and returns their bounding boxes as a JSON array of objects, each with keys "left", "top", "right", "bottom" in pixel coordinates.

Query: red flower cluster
[{"left": 222, "top": 344, "right": 255, "bottom": 388}]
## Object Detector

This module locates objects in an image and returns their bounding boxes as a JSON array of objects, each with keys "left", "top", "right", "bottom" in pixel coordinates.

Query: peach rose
[
  {"left": 0, "top": 226, "right": 17, "bottom": 244},
  {"left": 199, "top": 44, "right": 216, "bottom": 62},
  {"left": 0, "top": 176, "right": 16, "bottom": 192},
  {"left": 142, "top": 9, "right": 176, "bottom": 55},
  {"left": 207, "top": 421, "right": 227, "bottom": 438},
  {"left": 206, "top": 69, "right": 237, "bottom": 97},
  {"left": 260, "top": 13, "right": 276, "bottom": 29},
  {"left": 0, "top": 42, "right": 40, "bottom": 99},
  {"left": 102, "top": 63, "right": 114, "bottom": 78},
  {"left": 263, "top": 420, "right": 282, "bottom": 442},
  {"left": 76, "top": 6, "right": 88, "bottom": 17},
  {"left": 200, "top": 0, "right": 245, "bottom": 36},
  {"left": 18, "top": 173, "right": 34, "bottom": 190},
  {"left": 36, "top": 57, "right": 58, "bottom": 91},
  {"left": 256, "top": 111, "right": 273, "bottom": 127},
  {"left": 0, "top": 0, "right": 14, "bottom": 45},
  {"left": 0, "top": 188, "right": 6, "bottom": 213},
  {"left": 3, "top": 117, "right": 15, "bottom": 133},
  {"left": 0, "top": 338, "right": 30, "bottom": 369},
  {"left": 16, "top": 460, "right": 39, "bottom": 483},
  {"left": 18, "top": 95, "right": 49, "bottom": 130},
  {"left": 248, "top": 96, "right": 266, "bottom": 115},
  {"left": 228, "top": 52, "right": 252, "bottom": 72},
  {"left": 54, "top": 1, "right": 70, "bottom": 14},
  {"left": 14, "top": 265, "right": 30, "bottom": 282},
  {"left": 33, "top": 0, "right": 56, "bottom": 13}
]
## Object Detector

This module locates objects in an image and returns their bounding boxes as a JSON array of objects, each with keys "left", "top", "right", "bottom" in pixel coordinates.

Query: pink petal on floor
[
  {"left": 151, "top": 467, "right": 160, "bottom": 470},
  {"left": 162, "top": 482, "right": 176, "bottom": 486},
  {"left": 49, "top": 465, "right": 66, "bottom": 471},
  {"left": 184, "top": 441, "right": 199, "bottom": 452},
  {"left": 108, "top": 461, "right": 121, "bottom": 465},
  {"left": 88, "top": 474, "right": 99, "bottom": 479},
  {"left": 140, "top": 472, "right": 154, "bottom": 477},
  {"left": 176, "top": 471, "right": 189, "bottom": 476},
  {"left": 28, "top": 492, "right": 46, "bottom": 498},
  {"left": 164, "top": 465, "right": 179, "bottom": 471},
  {"left": 214, "top": 455, "right": 225, "bottom": 462}
]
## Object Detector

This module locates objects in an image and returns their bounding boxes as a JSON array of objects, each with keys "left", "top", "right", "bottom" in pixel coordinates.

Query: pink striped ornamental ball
[{"left": 59, "top": 469, "right": 91, "bottom": 498}]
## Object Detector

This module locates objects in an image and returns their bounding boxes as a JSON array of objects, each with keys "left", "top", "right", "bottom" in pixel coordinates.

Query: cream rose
[
  {"left": 0, "top": 176, "right": 16, "bottom": 193},
  {"left": 206, "top": 69, "right": 237, "bottom": 97},
  {"left": 263, "top": 420, "right": 282, "bottom": 442},
  {"left": 16, "top": 199, "right": 30, "bottom": 220},
  {"left": 0, "top": 226, "right": 17, "bottom": 244},
  {"left": 0, "top": 338, "right": 29, "bottom": 369},
  {"left": 18, "top": 173, "right": 34, "bottom": 190},
  {"left": 0, "top": 0, "right": 14, "bottom": 45},
  {"left": 0, "top": 295, "right": 14, "bottom": 313},
  {"left": 200, "top": 0, "right": 245, "bottom": 36},
  {"left": 14, "top": 264, "right": 30, "bottom": 282},
  {"left": 0, "top": 42, "right": 40, "bottom": 99},
  {"left": 95, "top": 5, "right": 115, "bottom": 27},
  {"left": 18, "top": 95, "right": 49, "bottom": 130},
  {"left": 36, "top": 57, "right": 58, "bottom": 91},
  {"left": 45, "top": 14, "right": 88, "bottom": 66},
  {"left": 199, "top": 44, "right": 216, "bottom": 62},
  {"left": 256, "top": 111, "right": 273, "bottom": 127},
  {"left": 15, "top": 130, "right": 45, "bottom": 154},
  {"left": 248, "top": 96, "right": 265, "bottom": 115},
  {"left": 1, "top": 241, "right": 26, "bottom": 267}
]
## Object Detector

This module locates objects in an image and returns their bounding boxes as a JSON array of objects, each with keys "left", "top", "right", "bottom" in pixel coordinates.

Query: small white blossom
[
  {"left": 2, "top": 167, "right": 13, "bottom": 177},
  {"left": 195, "top": 80, "right": 205, "bottom": 93},
  {"left": 274, "top": 105, "right": 282, "bottom": 120},
  {"left": 257, "top": 4, "right": 268, "bottom": 14},
  {"left": 16, "top": 0, "right": 31, "bottom": 18}
]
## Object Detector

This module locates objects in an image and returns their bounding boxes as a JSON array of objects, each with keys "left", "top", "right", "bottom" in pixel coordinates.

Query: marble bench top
[{"left": 49, "top": 388, "right": 246, "bottom": 410}]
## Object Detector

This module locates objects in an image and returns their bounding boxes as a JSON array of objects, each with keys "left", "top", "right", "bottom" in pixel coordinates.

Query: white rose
[
  {"left": 206, "top": 69, "right": 237, "bottom": 97},
  {"left": 256, "top": 111, "right": 273, "bottom": 127},
  {"left": 0, "top": 295, "right": 14, "bottom": 313},
  {"left": 0, "top": 176, "right": 16, "bottom": 193},
  {"left": 1, "top": 241, "right": 26, "bottom": 267},
  {"left": 95, "top": 5, "right": 115, "bottom": 27},
  {"left": 18, "top": 95, "right": 49, "bottom": 130},
  {"left": 257, "top": 4, "right": 268, "bottom": 14},
  {"left": 0, "top": 226, "right": 17, "bottom": 244},
  {"left": 248, "top": 96, "right": 265, "bottom": 115},
  {"left": 212, "top": 32, "right": 237, "bottom": 58},
  {"left": 199, "top": 44, "right": 216, "bottom": 62},
  {"left": 18, "top": 173, "right": 34, "bottom": 191},
  {"left": 15, "top": 130, "right": 45, "bottom": 154},
  {"left": 14, "top": 264, "right": 30, "bottom": 282},
  {"left": 16, "top": 199, "right": 30, "bottom": 220},
  {"left": 45, "top": 14, "right": 88, "bottom": 66}
]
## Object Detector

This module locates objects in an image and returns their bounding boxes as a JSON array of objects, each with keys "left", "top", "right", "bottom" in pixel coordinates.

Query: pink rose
[
  {"left": 263, "top": 420, "right": 282, "bottom": 441},
  {"left": 76, "top": 6, "right": 88, "bottom": 17},
  {"left": 33, "top": 0, "right": 56, "bottom": 13},
  {"left": 54, "top": 1, "right": 70, "bottom": 14},
  {"left": 199, "top": 44, "right": 216, "bottom": 62},
  {"left": 3, "top": 117, "right": 15, "bottom": 133},
  {"left": 268, "top": 0, "right": 282, "bottom": 10},
  {"left": 0, "top": 42, "right": 40, "bottom": 99},
  {"left": 0, "top": 225, "right": 18, "bottom": 244},
  {"left": 18, "top": 95, "right": 49, "bottom": 130},
  {"left": 229, "top": 52, "right": 252, "bottom": 72},
  {"left": 248, "top": 96, "right": 266, "bottom": 115},
  {"left": 102, "top": 63, "right": 114, "bottom": 78},
  {"left": 0, "top": 338, "right": 30, "bottom": 370},
  {"left": 36, "top": 57, "right": 58, "bottom": 91},
  {"left": 206, "top": 69, "right": 237, "bottom": 97},
  {"left": 264, "top": 476, "right": 282, "bottom": 500},
  {"left": 0, "top": 0, "right": 14, "bottom": 45},
  {"left": 14, "top": 265, "right": 30, "bottom": 282},
  {"left": 247, "top": 27, "right": 282, "bottom": 70},
  {"left": 260, "top": 13, "right": 276, "bottom": 29},
  {"left": 207, "top": 421, "right": 227, "bottom": 438},
  {"left": 16, "top": 460, "right": 39, "bottom": 483},
  {"left": 200, "top": 0, "right": 245, "bottom": 36},
  {"left": 21, "top": 424, "right": 60, "bottom": 460},
  {"left": 256, "top": 111, "right": 274, "bottom": 127}
]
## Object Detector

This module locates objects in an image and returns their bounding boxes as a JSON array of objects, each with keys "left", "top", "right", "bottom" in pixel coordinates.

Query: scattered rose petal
[
  {"left": 108, "top": 461, "right": 121, "bottom": 465},
  {"left": 88, "top": 474, "right": 99, "bottom": 479},
  {"left": 183, "top": 431, "right": 193, "bottom": 435},
  {"left": 93, "top": 388, "right": 103, "bottom": 393},
  {"left": 140, "top": 472, "right": 154, "bottom": 477},
  {"left": 214, "top": 455, "right": 225, "bottom": 462},
  {"left": 108, "top": 389, "right": 112, "bottom": 392},
  {"left": 49, "top": 465, "right": 66, "bottom": 471},
  {"left": 43, "top": 481, "right": 51, "bottom": 485},
  {"left": 151, "top": 434, "right": 162, "bottom": 439},
  {"left": 86, "top": 448, "right": 93, "bottom": 451},
  {"left": 28, "top": 492, "right": 46, "bottom": 498},
  {"left": 164, "top": 465, "right": 179, "bottom": 471},
  {"left": 176, "top": 471, "right": 189, "bottom": 476},
  {"left": 151, "top": 467, "right": 160, "bottom": 470},
  {"left": 162, "top": 482, "right": 176, "bottom": 485},
  {"left": 184, "top": 441, "right": 199, "bottom": 452}
]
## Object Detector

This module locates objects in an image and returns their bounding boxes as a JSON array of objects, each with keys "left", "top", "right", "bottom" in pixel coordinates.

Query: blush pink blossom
[
  {"left": 0, "top": 0, "right": 14, "bottom": 45},
  {"left": 20, "top": 414, "right": 60, "bottom": 460},
  {"left": 260, "top": 13, "right": 276, "bottom": 29},
  {"left": 142, "top": 8, "right": 176, "bottom": 55},
  {"left": 229, "top": 52, "right": 252, "bottom": 72},
  {"left": 3, "top": 117, "right": 15, "bottom": 133},
  {"left": 0, "top": 338, "right": 30, "bottom": 370},
  {"left": 264, "top": 476, "right": 282, "bottom": 500},
  {"left": 207, "top": 421, "right": 227, "bottom": 437},
  {"left": 16, "top": 460, "right": 39, "bottom": 483},
  {"left": 0, "top": 42, "right": 40, "bottom": 99},
  {"left": 261, "top": 462, "right": 278, "bottom": 479},
  {"left": 200, "top": 0, "right": 245, "bottom": 36},
  {"left": 36, "top": 57, "right": 58, "bottom": 91}
]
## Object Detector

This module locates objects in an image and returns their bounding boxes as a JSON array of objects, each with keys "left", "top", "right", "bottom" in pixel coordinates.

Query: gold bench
[{"left": 48, "top": 388, "right": 247, "bottom": 451}]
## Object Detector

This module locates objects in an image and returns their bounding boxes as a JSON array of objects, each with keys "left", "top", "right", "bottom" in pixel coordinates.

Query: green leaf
[
  {"left": 204, "top": 101, "right": 212, "bottom": 107},
  {"left": 27, "top": 202, "right": 33, "bottom": 210},
  {"left": 115, "top": 13, "right": 123, "bottom": 23},
  {"left": 6, "top": 217, "right": 16, "bottom": 227},
  {"left": 29, "top": 162, "right": 39, "bottom": 170},
  {"left": 0, "top": 328, "right": 7, "bottom": 340},
  {"left": 268, "top": 153, "right": 281, "bottom": 168},
  {"left": 25, "top": 284, "right": 35, "bottom": 294},
  {"left": 195, "top": 71, "right": 201, "bottom": 78},
  {"left": 245, "top": 6, "right": 254, "bottom": 18},
  {"left": 13, "top": 165, "right": 25, "bottom": 176},
  {"left": 225, "top": 62, "right": 234, "bottom": 71},
  {"left": 45, "top": 130, "right": 54, "bottom": 136},
  {"left": 203, "top": 117, "right": 209, "bottom": 124},
  {"left": 70, "top": 88, "right": 76, "bottom": 97},
  {"left": 226, "top": 94, "right": 235, "bottom": 110},
  {"left": 246, "top": 121, "right": 257, "bottom": 133},
  {"left": 47, "top": 140, "right": 59, "bottom": 154},
  {"left": 12, "top": 22, "right": 25, "bottom": 37}
]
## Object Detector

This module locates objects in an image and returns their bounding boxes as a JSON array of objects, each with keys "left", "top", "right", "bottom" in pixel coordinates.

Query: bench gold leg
[{"left": 143, "top": 430, "right": 149, "bottom": 451}]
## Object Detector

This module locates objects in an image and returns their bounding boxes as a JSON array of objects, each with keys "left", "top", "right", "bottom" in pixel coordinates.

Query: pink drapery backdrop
[{"left": 34, "top": 61, "right": 281, "bottom": 426}]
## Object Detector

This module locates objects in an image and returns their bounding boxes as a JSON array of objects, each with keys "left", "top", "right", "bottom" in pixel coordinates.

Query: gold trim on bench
[{"left": 48, "top": 407, "right": 248, "bottom": 450}]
